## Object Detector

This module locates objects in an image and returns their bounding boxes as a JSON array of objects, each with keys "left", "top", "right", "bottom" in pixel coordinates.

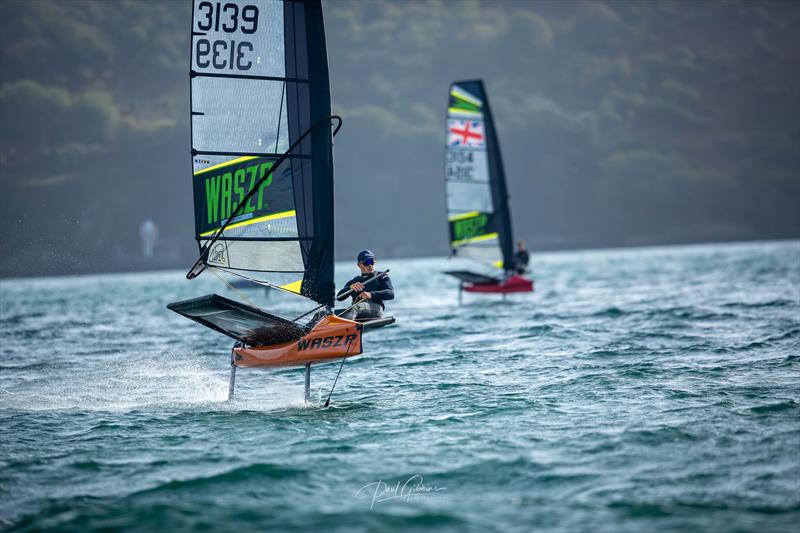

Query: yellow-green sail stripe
[
  {"left": 448, "top": 107, "right": 482, "bottom": 117},
  {"left": 199, "top": 209, "right": 296, "bottom": 237},
  {"left": 193, "top": 156, "right": 260, "bottom": 176},
  {"left": 448, "top": 211, "right": 482, "bottom": 222},
  {"left": 451, "top": 232, "right": 499, "bottom": 247},
  {"left": 450, "top": 86, "right": 482, "bottom": 108}
]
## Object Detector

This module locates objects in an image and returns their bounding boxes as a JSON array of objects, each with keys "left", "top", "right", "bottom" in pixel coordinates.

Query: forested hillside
[{"left": 1, "top": 0, "right": 797, "bottom": 276}]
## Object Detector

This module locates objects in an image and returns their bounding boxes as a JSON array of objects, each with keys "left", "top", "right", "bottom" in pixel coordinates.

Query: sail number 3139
[{"left": 195, "top": 2, "right": 259, "bottom": 71}]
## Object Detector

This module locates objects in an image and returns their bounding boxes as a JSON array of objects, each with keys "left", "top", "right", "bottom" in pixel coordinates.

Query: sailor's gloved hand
[
  {"left": 358, "top": 291, "right": 372, "bottom": 300},
  {"left": 351, "top": 281, "right": 365, "bottom": 292}
]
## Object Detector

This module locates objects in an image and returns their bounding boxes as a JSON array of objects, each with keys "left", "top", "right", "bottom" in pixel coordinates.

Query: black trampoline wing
[
  {"left": 443, "top": 270, "right": 500, "bottom": 285},
  {"left": 167, "top": 294, "right": 304, "bottom": 346}
]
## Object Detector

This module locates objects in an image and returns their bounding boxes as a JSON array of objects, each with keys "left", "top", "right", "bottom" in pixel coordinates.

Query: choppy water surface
[{"left": 1, "top": 241, "right": 798, "bottom": 532}]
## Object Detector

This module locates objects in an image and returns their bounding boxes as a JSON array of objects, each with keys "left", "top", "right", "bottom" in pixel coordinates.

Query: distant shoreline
[{"left": 1, "top": 237, "right": 797, "bottom": 282}]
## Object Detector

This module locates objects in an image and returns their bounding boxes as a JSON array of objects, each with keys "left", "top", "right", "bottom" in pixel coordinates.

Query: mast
[
  {"left": 301, "top": 0, "right": 335, "bottom": 307},
  {"left": 477, "top": 81, "right": 515, "bottom": 274}
]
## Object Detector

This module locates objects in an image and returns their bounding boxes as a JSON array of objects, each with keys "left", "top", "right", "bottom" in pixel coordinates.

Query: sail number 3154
[{"left": 195, "top": 2, "right": 259, "bottom": 71}]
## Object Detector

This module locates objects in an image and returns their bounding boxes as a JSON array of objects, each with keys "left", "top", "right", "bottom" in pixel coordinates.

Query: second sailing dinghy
[
  {"left": 167, "top": 0, "right": 393, "bottom": 402},
  {"left": 444, "top": 80, "right": 534, "bottom": 299}
]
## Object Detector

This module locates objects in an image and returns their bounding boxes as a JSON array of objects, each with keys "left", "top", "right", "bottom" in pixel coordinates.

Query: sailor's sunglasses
[{"left": 360, "top": 258, "right": 375, "bottom": 266}]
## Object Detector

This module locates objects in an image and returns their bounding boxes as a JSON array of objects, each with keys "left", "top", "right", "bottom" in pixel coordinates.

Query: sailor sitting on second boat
[
  {"left": 514, "top": 240, "right": 530, "bottom": 275},
  {"left": 337, "top": 250, "right": 394, "bottom": 320}
]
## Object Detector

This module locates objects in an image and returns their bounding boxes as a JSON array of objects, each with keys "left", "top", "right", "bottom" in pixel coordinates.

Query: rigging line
[
  {"left": 212, "top": 266, "right": 304, "bottom": 299},
  {"left": 208, "top": 267, "right": 261, "bottom": 309},
  {"left": 309, "top": 269, "right": 391, "bottom": 323},
  {"left": 337, "top": 284, "right": 381, "bottom": 317},
  {"left": 324, "top": 334, "right": 356, "bottom": 408},
  {"left": 335, "top": 270, "right": 390, "bottom": 302},
  {"left": 274, "top": 81, "right": 285, "bottom": 154},
  {"left": 292, "top": 303, "right": 326, "bottom": 323},
  {"left": 338, "top": 298, "right": 363, "bottom": 318},
  {"left": 453, "top": 249, "right": 503, "bottom": 274},
  {"left": 296, "top": 283, "right": 368, "bottom": 324},
  {"left": 187, "top": 115, "right": 343, "bottom": 280},
  {"left": 290, "top": 269, "right": 389, "bottom": 323},
  {"left": 320, "top": 270, "right": 391, "bottom": 333}
]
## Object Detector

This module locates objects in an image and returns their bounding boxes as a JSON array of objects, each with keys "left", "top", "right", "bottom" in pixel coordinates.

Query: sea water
[{"left": 1, "top": 241, "right": 798, "bottom": 532}]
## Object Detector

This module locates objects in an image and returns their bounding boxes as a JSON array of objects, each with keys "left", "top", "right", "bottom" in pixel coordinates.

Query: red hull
[{"left": 463, "top": 275, "right": 534, "bottom": 294}]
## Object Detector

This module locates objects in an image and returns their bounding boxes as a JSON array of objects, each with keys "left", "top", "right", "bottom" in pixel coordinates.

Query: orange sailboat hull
[{"left": 232, "top": 314, "right": 363, "bottom": 368}]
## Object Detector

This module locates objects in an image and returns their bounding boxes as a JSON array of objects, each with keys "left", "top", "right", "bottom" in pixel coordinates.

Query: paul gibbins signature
[{"left": 355, "top": 475, "right": 447, "bottom": 510}]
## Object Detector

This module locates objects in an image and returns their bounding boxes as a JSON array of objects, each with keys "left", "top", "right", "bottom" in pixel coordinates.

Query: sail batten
[
  {"left": 189, "top": 0, "right": 334, "bottom": 306},
  {"left": 445, "top": 80, "right": 514, "bottom": 271},
  {"left": 193, "top": 151, "right": 313, "bottom": 159},
  {"left": 190, "top": 72, "right": 310, "bottom": 83}
]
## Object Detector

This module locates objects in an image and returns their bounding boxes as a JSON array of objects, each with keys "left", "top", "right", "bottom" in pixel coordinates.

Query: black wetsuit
[
  {"left": 337, "top": 272, "right": 395, "bottom": 308},
  {"left": 514, "top": 250, "right": 530, "bottom": 274}
]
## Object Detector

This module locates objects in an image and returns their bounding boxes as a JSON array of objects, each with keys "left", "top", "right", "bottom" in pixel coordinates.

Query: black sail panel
[
  {"left": 189, "top": 0, "right": 334, "bottom": 306},
  {"left": 445, "top": 80, "right": 515, "bottom": 271},
  {"left": 285, "top": 0, "right": 334, "bottom": 307},
  {"left": 479, "top": 82, "right": 514, "bottom": 273}
]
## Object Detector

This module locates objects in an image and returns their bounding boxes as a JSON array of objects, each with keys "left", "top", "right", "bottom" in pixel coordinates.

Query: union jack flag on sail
[{"left": 447, "top": 119, "right": 485, "bottom": 148}]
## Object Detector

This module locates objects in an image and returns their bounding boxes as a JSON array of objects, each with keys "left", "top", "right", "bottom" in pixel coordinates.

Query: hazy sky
[{"left": 1, "top": 0, "right": 798, "bottom": 277}]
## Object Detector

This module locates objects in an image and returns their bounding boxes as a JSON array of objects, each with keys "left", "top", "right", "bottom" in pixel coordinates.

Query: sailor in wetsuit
[
  {"left": 337, "top": 250, "right": 394, "bottom": 320},
  {"left": 514, "top": 240, "right": 530, "bottom": 275}
]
